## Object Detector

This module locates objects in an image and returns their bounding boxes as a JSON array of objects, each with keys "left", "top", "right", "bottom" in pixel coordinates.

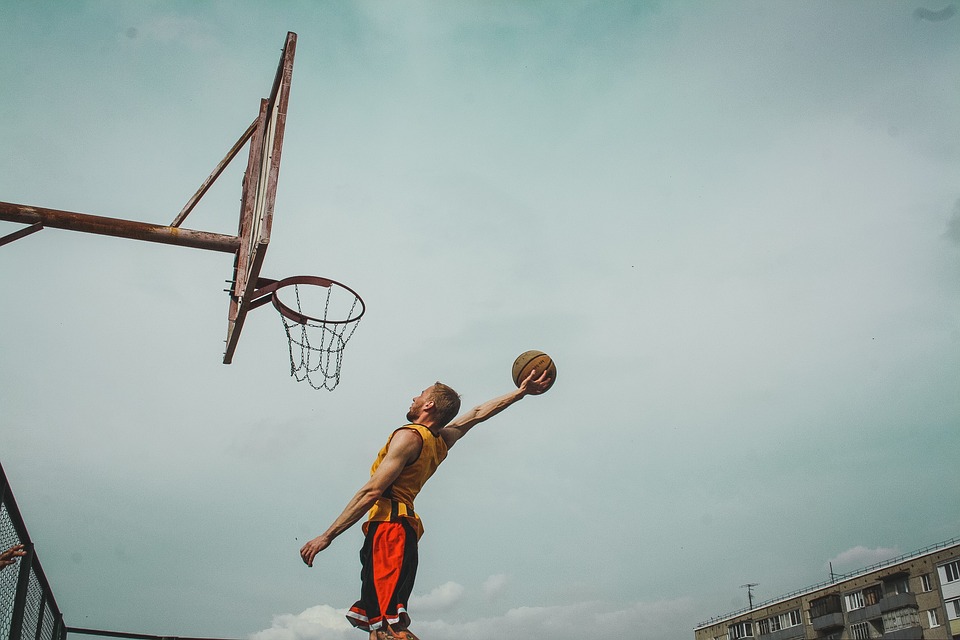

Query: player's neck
[{"left": 409, "top": 414, "right": 442, "bottom": 436}]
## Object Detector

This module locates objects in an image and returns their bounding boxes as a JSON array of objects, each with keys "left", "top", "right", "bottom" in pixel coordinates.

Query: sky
[{"left": 1, "top": 2, "right": 959, "bottom": 640}]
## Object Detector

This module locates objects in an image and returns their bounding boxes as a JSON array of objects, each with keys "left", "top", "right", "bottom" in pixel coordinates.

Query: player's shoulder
[
  {"left": 395, "top": 423, "right": 428, "bottom": 438},
  {"left": 390, "top": 425, "right": 425, "bottom": 448},
  {"left": 388, "top": 426, "right": 425, "bottom": 464}
]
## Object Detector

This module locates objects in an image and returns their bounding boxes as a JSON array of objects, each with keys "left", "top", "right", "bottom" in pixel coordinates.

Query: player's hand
[
  {"left": 300, "top": 535, "right": 330, "bottom": 567},
  {"left": 520, "top": 368, "right": 552, "bottom": 396}
]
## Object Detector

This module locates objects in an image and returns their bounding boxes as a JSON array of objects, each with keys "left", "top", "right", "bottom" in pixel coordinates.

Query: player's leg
[{"left": 347, "top": 520, "right": 419, "bottom": 636}]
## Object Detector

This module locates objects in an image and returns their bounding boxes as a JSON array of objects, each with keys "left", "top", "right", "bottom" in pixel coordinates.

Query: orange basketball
[{"left": 511, "top": 350, "right": 557, "bottom": 393}]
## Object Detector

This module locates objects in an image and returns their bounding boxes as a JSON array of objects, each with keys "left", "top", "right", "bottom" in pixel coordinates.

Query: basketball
[{"left": 511, "top": 350, "right": 557, "bottom": 393}]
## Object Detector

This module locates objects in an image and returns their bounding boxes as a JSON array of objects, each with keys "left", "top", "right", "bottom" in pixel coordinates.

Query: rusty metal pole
[
  {"left": 171, "top": 116, "right": 259, "bottom": 228},
  {"left": 0, "top": 221, "right": 43, "bottom": 247},
  {"left": 0, "top": 201, "right": 240, "bottom": 254}
]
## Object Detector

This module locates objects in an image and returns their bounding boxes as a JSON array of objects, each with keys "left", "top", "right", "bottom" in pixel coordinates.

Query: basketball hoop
[{"left": 248, "top": 275, "right": 365, "bottom": 390}]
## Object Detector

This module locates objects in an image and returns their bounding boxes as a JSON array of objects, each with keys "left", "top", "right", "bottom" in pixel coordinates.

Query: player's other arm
[
  {"left": 441, "top": 369, "right": 551, "bottom": 449},
  {"left": 299, "top": 429, "right": 422, "bottom": 567}
]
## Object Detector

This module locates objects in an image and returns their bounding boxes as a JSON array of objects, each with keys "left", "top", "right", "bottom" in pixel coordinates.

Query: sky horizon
[{"left": 2, "top": 3, "right": 959, "bottom": 640}]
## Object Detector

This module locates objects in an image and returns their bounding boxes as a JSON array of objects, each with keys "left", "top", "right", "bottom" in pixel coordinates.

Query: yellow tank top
[{"left": 364, "top": 423, "right": 448, "bottom": 539}]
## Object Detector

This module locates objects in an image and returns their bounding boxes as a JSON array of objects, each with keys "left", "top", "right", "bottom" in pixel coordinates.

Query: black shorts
[{"left": 346, "top": 519, "right": 419, "bottom": 631}]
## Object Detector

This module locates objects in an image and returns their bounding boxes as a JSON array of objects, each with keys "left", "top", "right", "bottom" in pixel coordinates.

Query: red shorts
[{"left": 346, "top": 519, "right": 419, "bottom": 631}]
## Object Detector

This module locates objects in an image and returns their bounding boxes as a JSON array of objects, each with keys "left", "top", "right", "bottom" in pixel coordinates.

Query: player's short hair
[{"left": 430, "top": 382, "right": 461, "bottom": 427}]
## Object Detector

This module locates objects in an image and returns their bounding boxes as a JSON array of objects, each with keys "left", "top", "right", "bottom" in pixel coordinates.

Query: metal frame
[
  {"left": 67, "top": 628, "right": 239, "bottom": 640},
  {"left": 244, "top": 275, "right": 367, "bottom": 325},
  {"left": 2, "top": 462, "right": 242, "bottom": 640},
  {"left": 224, "top": 31, "right": 297, "bottom": 364},
  {"left": 2, "top": 463, "right": 66, "bottom": 640},
  {"left": 0, "top": 203, "right": 239, "bottom": 253},
  {"left": 0, "top": 32, "right": 298, "bottom": 366}
]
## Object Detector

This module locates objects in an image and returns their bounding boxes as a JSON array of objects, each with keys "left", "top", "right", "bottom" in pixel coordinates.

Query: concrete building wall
[{"left": 694, "top": 540, "right": 960, "bottom": 640}]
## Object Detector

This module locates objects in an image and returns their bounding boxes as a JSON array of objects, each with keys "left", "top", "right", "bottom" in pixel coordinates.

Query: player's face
[{"left": 406, "top": 387, "right": 433, "bottom": 422}]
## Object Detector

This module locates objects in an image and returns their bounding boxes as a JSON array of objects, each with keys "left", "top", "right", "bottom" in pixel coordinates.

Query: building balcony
[
  {"left": 882, "top": 627, "right": 921, "bottom": 640},
  {"left": 879, "top": 593, "right": 917, "bottom": 614},
  {"left": 811, "top": 612, "right": 845, "bottom": 632},
  {"left": 847, "top": 603, "right": 882, "bottom": 623},
  {"left": 757, "top": 628, "right": 804, "bottom": 640}
]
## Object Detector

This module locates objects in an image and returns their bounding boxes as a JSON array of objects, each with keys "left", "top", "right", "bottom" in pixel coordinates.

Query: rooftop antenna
[{"left": 741, "top": 583, "right": 759, "bottom": 609}]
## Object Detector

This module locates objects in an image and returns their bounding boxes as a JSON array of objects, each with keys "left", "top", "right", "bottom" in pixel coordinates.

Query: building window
[
  {"left": 920, "top": 574, "right": 933, "bottom": 592},
  {"left": 756, "top": 609, "right": 803, "bottom": 636},
  {"left": 851, "top": 622, "right": 870, "bottom": 639},
  {"left": 945, "top": 599, "right": 960, "bottom": 621},
  {"left": 943, "top": 560, "right": 960, "bottom": 583},
  {"left": 846, "top": 591, "right": 866, "bottom": 611},
  {"left": 787, "top": 609, "right": 802, "bottom": 627},
  {"left": 729, "top": 621, "right": 754, "bottom": 639},
  {"left": 926, "top": 609, "right": 940, "bottom": 628}
]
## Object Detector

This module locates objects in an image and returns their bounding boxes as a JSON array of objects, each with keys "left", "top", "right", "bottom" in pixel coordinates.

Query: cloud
[
  {"left": 409, "top": 581, "right": 466, "bottom": 612},
  {"left": 482, "top": 573, "right": 510, "bottom": 600},
  {"left": 250, "top": 605, "right": 354, "bottom": 640},
  {"left": 417, "top": 597, "right": 697, "bottom": 640},
  {"left": 254, "top": 597, "right": 696, "bottom": 640},
  {"left": 913, "top": 5, "right": 957, "bottom": 22},
  {"left": 827, "top": 546, "right": 900, "bottom": 570}
]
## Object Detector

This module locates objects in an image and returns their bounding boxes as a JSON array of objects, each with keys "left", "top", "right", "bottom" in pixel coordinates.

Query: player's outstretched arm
[
  {"left": 441, "top": 369, "right": 551, "bottom": 449},
  {"left": 299, "top": 429, "right": 422, "bottom": 567}
]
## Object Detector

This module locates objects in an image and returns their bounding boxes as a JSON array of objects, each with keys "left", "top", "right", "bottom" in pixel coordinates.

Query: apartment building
[{"left": 694, "top": 538, "right": 960, "bottom": 640}]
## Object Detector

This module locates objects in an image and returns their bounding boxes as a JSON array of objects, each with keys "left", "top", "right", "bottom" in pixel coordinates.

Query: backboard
[
  {"left": 0, "top": 30, "right": 363, "bottom": 386},
  {"left": 224, "top": 31, "right": 297, "bottom": 364}
]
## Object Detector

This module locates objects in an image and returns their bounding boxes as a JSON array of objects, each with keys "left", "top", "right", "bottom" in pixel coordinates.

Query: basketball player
[{"left": 299, "top": 369, "right": 551, "bottom": 640}]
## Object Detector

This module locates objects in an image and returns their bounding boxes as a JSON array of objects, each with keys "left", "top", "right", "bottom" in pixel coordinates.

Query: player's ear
[{"left": 423, "top": 400, "right": 436, "bottom": 412}]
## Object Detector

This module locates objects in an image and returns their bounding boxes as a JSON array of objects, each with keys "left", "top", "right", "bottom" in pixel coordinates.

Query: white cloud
[
  {"left": 254, "top": 597, "right": 696, "bottom": 640},
  {"left": 482, "top": 573, "right": 510, "bottom": 600},
  {"left": 409, "top": 581, "right": 466, "bottom": 612},
  {"left": 249, "top": 604, "right": 354, "bottom": 640},
  {"left": 828, "top": 546, "right": 900, "bottom": 570},
  {"left": 417, "top": 597, "right": 697, "bottom": 640}
]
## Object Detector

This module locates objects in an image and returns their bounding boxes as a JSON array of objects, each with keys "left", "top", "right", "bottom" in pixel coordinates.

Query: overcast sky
[{"left": 1, "top": 3, "right": 959, "bottom": 640}]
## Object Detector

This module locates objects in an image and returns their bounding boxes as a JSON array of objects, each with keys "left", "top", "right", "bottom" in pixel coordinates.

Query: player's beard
[{"left": 406, "top": 398, "right": 424, "bottom": 422}]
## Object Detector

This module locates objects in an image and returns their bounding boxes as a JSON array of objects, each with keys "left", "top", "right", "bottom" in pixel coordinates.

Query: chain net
[{"left": 279, "top": 282, "right": 362, "bottom": 391}]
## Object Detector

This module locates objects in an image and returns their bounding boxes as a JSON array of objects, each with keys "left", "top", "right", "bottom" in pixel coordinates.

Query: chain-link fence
[{"left": 1, "top": 463, "right": 65, "bottom": 640}]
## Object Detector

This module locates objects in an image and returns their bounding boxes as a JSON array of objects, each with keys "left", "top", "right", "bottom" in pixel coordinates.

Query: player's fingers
[{"left": 301, "top": 543, "right": 317, "bottom": 566}]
